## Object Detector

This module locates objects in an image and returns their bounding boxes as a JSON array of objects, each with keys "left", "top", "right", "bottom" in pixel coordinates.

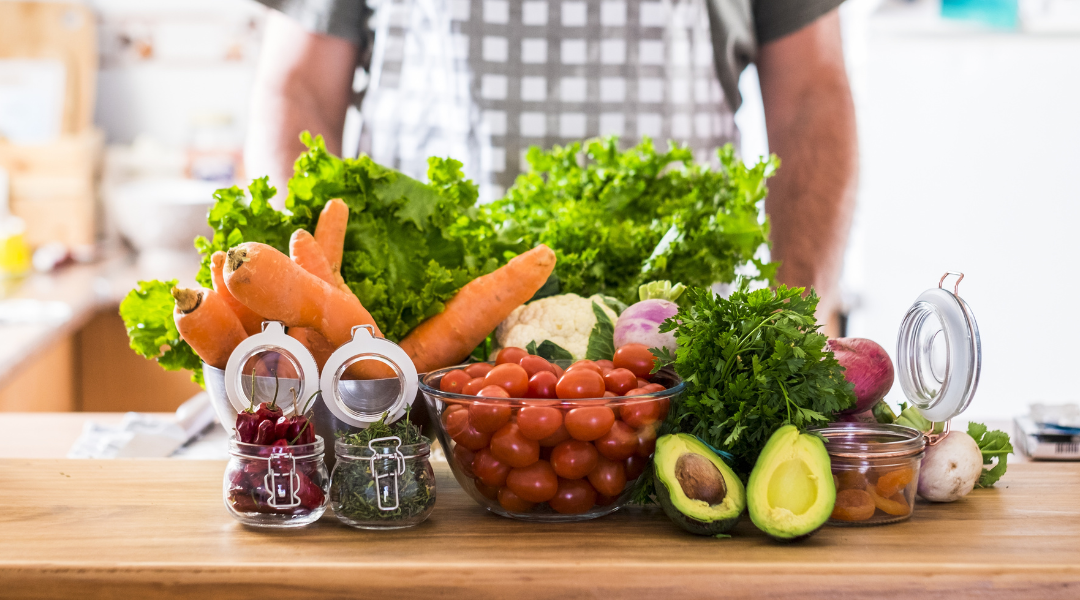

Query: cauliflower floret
[{"left": 496, "top": 293, "right": 618, "bottom": 360}]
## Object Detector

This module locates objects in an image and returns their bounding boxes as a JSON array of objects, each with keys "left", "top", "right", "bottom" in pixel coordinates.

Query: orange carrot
[
  {"left": 172, "top": 286, "right": 248, "bottom": 370},
  {"left": 287, "top": 326, "right": 337, "bottom": 370},
  {"left": 289, "top": 229, "right": 352, "bottom": 294},
  {"left": 400, "top": 244, "right": 556, "bottom": 373},
  {"left": 211, "top": 251, "right": 264, "bottom": 336},
  {"left": 314, "top": 198, "right": 348, "bottom": 281},
  {"left": 224, "top": 242, "right": 382, "bottom": 347}
]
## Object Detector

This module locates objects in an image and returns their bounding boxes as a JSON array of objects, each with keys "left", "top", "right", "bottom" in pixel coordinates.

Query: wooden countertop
[{"left": 0, "top": 456, "right": 1076, "bottom": 599}]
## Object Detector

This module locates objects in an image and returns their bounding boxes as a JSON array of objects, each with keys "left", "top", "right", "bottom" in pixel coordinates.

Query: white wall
[{"left": 846, "top": 22, "right": 1080, "bottom": 420}]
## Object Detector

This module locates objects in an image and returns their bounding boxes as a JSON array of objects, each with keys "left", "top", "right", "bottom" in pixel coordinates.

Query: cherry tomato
[
  {"left": 453, "top": 444, "right": 476, "bottom": 478},
  {"left": 443, "top": 405, "right": 469, "bottom": 437},
  {"left": 594, "top": 420, "right": 638, "bottom": 461},
  {"left": 621, "top": 399, "right": 664, "bottom": 429},
  {"left": 462, "top": 377, "right": 487, "bottom": 396},
  {"left": 519, "top": 354, "right": 556, "bottom": 377},
  {"left": 537, "top": 422, "right": 571, "bottom": 447},
  {"left": 484, "top": 363, "right": 529, "bottom": 398},
  {"left": 506, "top": 460, "right": 558, "bottom": 503},
  {"left": 550, "top": 439, "right": 599, "bottom": 479},
  {"left": 624, "top": 455, "right": 647, "bottom": 480},
  {"left": 489, "top": 422, "right": 540, "bottom": 468},
  {"left": 635, "top": 423, "right": 658, "bottom": 457},
  {"left": 517, "top": 406, "right": 563, "bottom": 440},
  {"left": 596, "top": 493, "right": 618, "bottom": 506},
  {"left": 553, "top": 364, "right": 565, "bottom": 379},
  {"left": 525, "top": 371, "right": 558, "bottom": 399},
  {"left": 595, "top": 359, "right": 615, "bottom": 374},
  {"left": 496, "top": 347, "right": 529, "bottom": 365},
  {"left": 440, "top": 369, "right": 471, "bottom": 394},
  {"left": 475, "top": 480, "right": 500, "bottom": 501},
  {"left": 564, "top": 406, "right": 615, "bottom": 441},
  {"left": 643, "top": 383, "right": 666, "bottom": 393},
  {"left": 603, "top": 391, "right": 617, "bottom": 398},
  {"left": 556, "top": 369, "right": 605, "bottom": 399},
  {"left": 603, "top": 368, "right": 638, "bottom": 396},
  {"left": 497, "top": 486, "right": 536, "bottom": 512},
  {"left": 565, "top": 360, "right": 602, "bottom": 375},
  {"left": 548, "top": 478, "right": 597, "bottom": 514},
  {"left": 469, "top": 399, "right": 512, "bottom": 433},
  {"left": 614, "top": 344, "right": 656, "bottom": 379},
  {"left": 472, "top": 447, "right": 512, "bottom": 487},
  {"left": 636, "top": 378, "right": 650, "bottom": 389},
  {"left": 588, "top": 455, "right": 627, "bottom": 497},
  {"left": 452, "top": 423, "right": 492, "bottom": 451},
  {"left": 464, "top": 363, "right": 494, "bottom": 378}
]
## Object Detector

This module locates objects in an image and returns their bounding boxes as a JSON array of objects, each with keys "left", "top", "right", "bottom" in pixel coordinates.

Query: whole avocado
[{"left": 653, "top": 433, "right": 745, "bottom": 535}]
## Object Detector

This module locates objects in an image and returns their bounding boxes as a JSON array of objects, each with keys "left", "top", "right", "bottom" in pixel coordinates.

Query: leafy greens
[
  {"left": 653, "top": 282, "right": 856, "bottom": 477},
  {"left": 482, "top": 137, "right": 778, "bottom": 305},
  {"left": 967, "top": 422, "right": 1013, "bottom": 488}
]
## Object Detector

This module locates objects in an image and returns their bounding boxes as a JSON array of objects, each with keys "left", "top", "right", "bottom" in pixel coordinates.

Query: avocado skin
[
  {"left": 746, "top": 425, "right": 836, "bottom": 542},
  {"left": 653, "top": 434, "right": 745, "bottom": 536},
  {"left": 654, "top": 470, "right": 742, "bottom": 535}
]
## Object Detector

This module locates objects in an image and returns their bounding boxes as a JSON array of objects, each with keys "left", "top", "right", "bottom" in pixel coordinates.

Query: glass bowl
[{"left": 420, "top": 362, "right": 684, "bottom": 522}]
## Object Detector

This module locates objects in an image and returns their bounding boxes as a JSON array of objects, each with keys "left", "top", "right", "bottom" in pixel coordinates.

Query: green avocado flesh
[
  {"left": 653, "top": 434, "right": 746, "bottom": 535},
  {"left": 747, "top": 425, "right": 836, "bottom": 541}
]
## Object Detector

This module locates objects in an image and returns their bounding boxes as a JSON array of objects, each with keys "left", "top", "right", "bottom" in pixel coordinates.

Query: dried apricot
[
  {"left": 868, "top": 485, "right": 910, "bottom": 516},
  {"left": 836, "top": 469, "right": 868, "bottom": 491},
  {"left": 875, "top": 467, "right": 914, "bottom": 497},
  {"left": 831, "top": 489, "right": 876, "bottom": 521}
]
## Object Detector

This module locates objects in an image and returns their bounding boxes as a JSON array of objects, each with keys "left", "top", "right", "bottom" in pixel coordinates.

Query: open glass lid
[
  {"left": 896, "top": 272, "right": 982, "bottom": 423},
  {"left": 319, "top": 325, "right": 419, "bottom": 429},
  {"left": 224, "top": 321, "right": 321, "bottom": 417}
]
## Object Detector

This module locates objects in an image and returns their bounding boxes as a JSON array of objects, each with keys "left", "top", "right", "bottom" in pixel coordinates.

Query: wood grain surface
[{"left": 0, "top": 459, "right": 1076, "bottom": 599}]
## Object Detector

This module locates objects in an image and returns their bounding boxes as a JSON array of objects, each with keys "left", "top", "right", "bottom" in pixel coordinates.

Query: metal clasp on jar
[
  {"left": 264, "top": 446, "right": 301, "bottom": 509},
  {"left": 367, "top": 436, "right": 406, "bottom": 511}
]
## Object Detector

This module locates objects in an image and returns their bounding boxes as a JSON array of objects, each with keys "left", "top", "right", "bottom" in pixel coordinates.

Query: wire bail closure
[{"left": 367, "top": 436, "right": 406, "bottom": 511}]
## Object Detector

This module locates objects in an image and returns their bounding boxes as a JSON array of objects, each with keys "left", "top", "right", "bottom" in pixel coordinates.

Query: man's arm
[
  {"left": 245, "top": 10, "right": 358, "bottom": 197},
  {"left": 756, "top": 9, "right": 857, "bottom": 333}
]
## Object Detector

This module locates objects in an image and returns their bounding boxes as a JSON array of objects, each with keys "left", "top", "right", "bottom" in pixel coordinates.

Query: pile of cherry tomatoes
[{"left": 437, "top": 343, "right": 672, "bottom": 515}]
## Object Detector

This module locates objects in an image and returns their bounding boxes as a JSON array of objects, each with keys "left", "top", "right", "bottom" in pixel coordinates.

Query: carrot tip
[
  {"left": 226, "top": 247, "right": 249, "bottom": 273},
  {"left": 172, "top": 287, "right": 202, "bottom": 313}
]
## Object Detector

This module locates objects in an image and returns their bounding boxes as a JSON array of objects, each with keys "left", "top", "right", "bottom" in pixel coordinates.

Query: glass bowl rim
[{"left": 418, "top": 362, "right": 685, "bottom": 403}]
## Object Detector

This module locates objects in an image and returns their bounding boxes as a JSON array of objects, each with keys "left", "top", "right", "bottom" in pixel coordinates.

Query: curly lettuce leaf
[
  {"left": 119, "top": 279, "right": 203, "bottom": 386},
  {"left": 483, "top": 137, "right": 777, "bottom": 304}
]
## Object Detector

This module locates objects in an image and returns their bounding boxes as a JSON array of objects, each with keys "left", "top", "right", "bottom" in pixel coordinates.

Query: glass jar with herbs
[{"left": 330, "top": 413, "right": 436, "bottom": 529}]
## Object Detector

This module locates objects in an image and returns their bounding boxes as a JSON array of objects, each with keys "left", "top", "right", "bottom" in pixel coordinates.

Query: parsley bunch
[{"left": 655, "top": 283, "right": 856, "bottom": 477}]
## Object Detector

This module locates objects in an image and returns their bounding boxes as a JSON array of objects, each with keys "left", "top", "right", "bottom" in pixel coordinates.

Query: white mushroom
[{"left": 917, "top": 431, "right": 984, "bottom": 502}]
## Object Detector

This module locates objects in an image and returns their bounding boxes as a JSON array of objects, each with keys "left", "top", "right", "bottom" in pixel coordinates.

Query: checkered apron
[{"left": 356, "top": 0, "right": 738, "bottom": 201}]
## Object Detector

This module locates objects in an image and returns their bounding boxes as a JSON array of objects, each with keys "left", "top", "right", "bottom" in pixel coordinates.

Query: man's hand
[
  {"left": 757, "top": 9, "right": 857, "bottom": 335},
  {"left": 245, "top": 11, "right": 358, "bottom": 202}
]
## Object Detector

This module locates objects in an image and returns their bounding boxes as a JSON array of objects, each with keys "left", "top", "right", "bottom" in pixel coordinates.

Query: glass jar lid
[
  {"left": 223, "top": 321, "right": 320, "bottom": 416},
  {"left": 319, "top": 325, "right": 419, "bottom": 428},
  {"left": 896, "top": 272, "right": 981, "bottom": 423}
]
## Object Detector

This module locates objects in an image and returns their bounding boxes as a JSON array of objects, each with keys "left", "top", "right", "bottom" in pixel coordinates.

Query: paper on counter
[{"left": 68, "top": 392, "right": 228, "bottom": 459}]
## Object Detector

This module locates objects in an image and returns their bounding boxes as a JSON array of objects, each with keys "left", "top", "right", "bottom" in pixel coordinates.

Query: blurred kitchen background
[{"left": 0, "top": 0, "right": 1077, "bottom": 422}]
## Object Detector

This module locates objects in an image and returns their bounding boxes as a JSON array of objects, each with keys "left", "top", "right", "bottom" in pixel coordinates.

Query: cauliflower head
[{"left": 496, "top": 294, "right": 618, "bottom": 360}]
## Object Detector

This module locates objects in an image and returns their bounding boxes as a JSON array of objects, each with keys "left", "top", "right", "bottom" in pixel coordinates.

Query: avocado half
[
  {"left": 653, "top": 433, "right": 746, "bottom": 535},
  {"left": 747, "top": 425, "right": 836, "bottom": 541}
]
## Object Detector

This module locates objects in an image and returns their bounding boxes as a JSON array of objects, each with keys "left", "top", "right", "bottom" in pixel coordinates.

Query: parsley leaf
[
  {"left": 585, "top": 301, "right": 616, "bottom": 361},
  {"left": 654, "top": 282, "right": 856, "bottom": 477},
  {"left": 967, "top": 421, "right": 1013, "bottom": 488}
]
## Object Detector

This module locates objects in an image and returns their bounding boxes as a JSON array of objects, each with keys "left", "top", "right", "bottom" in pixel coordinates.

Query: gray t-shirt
[{"left": 259, "top": 0, "right": 841, "bottom": 198}]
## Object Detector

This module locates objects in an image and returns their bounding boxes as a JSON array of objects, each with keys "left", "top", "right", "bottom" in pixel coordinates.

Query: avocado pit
[{"left": 675, "top": 452, "right": 727, "bottom": 505}]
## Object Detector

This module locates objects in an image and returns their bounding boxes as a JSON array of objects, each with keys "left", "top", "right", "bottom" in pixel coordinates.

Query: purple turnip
[
  {"left": 613, "top": 299, "right": 680, "bottom": 353},
  {"left": 827, "top": 337, "right": 895, "bottom": 414}
]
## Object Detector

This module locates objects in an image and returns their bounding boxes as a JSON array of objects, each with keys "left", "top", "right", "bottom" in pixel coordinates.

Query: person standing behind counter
[{"left": 244, "top": 0, "right": 857, "bottom": 331}]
